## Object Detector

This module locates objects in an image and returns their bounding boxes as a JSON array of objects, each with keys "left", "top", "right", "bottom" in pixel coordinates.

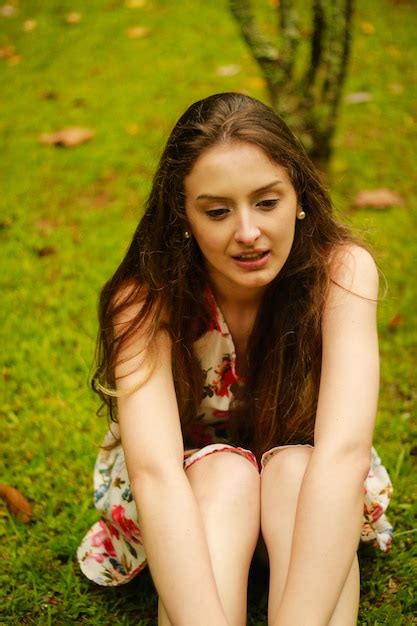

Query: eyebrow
[{"left": 195, "top": 180, "right": 285, "bottom": 202}]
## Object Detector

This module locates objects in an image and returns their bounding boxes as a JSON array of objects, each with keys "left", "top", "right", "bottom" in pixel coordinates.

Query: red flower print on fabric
[
  {"left": 111, "top": 505, "right": 142, "bottom": 544},
  {"left": 89, "top": 520, "right": 117, "bottom": 557},
  {"left": 212, "top": 355, "right": 238, "bottom": 397}
]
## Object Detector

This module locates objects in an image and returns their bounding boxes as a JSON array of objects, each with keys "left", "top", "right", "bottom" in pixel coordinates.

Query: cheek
[{"left": 193, "top": 228, "right": 225, "bottom": 255}]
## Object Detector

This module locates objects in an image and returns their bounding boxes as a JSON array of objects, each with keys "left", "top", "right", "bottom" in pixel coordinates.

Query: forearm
[
  {"left": 272, "top": 450, "right": 366, "bottom": 626},
  {"left": 132, "top": 470, "right": 230, "bottom": 626}
]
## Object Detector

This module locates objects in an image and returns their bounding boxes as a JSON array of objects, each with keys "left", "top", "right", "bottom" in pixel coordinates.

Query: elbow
[
  {"left": 130, "top": 457, "right": 184, "bottom": 492},
  {"left": 340, "top": 448, "right": 371, "bottom": 482},
  {"left": 315, "top": 442, "right": 371, "bottom": 482}
]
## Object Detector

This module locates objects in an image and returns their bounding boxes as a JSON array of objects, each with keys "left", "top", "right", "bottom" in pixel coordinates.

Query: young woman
[{"left": 77, "top": 92, "right": 393, "bottom": 626}]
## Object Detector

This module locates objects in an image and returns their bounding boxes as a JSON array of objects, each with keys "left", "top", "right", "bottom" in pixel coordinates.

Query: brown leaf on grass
[
  {"left": 91, "top": 192, "right": 111, "bottom": 208},
  {"left": 0, "top": 217, "right": 12, "bottom": 229},
  {"left": 0, "top": 4, "right": 16, "bottom": 17},
  {"left": 22, "top": 19, "right": 37, "bottom": 32},
  {"left": 388, "top": 313, "right": 405, "bottom": 330},
  {"left": 345, "top": 91, "right": 372, "bottom": 104},
  {"left": 9, "top": 55, "right": 22, "bottom": 65},
  {"left": 0, "top": 44, "right": 15, "bottom": 59},
  {"left": 387, "top": 577, "right": 398, "bottom": 593},
  {"left": 36, "top": 245, "right": 57, "bottom": 257},
  {"left": 387, "top": 45, "right": 401, "bottom": 58},
  {"left": 0, "top": 484, "right": 32, "bottom": 523},
  {"left": 126, "top": 25, "right": 150, "bottom": 38},
  {"left": 35, "top": 218, "right": 56, "bottom": 233},
  {"left": 39, "top": 89, "right": 59, "bottom": 100},
  {"left": 216, "top": 64, "right": 241, "bottom": 77},
  {"left": 125, "top": 123, "right": 139, "bottom": 136},
  {"left": 353, "top": 189, "right": 404, "bottom": 209},
  {"left": 42, "top": 595, "right": 59, "bottom": 605},
  {"left": 39, "top": 127, "right": 95, "bottom": 147},
  {"left": 360, "top": 21, "right": 375, "bottom": 35},
  {"left": 389, "top": 82, "right": 404, "bottom": 95},
  {"left": 125, "top": 0, "right": 147, "bottom": 7},
  {"left": 65, "top": 11, "right": 82, "bottom": 25}
]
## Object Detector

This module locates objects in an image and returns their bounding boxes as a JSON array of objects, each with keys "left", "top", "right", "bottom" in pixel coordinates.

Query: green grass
[{"left": 1, "top": 0, "right": 416, "bottom": 623}]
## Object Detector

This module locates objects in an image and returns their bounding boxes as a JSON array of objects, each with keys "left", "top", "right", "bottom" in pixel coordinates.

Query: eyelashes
[
  {"left": 257, "top": 199, "right": 279, "bottom": 210},
  {"left": 206, "top": 199, "right": 280, "bottom": 220},
  {"left": 206, "top": 208, "right": 229, "bottom": 219}
]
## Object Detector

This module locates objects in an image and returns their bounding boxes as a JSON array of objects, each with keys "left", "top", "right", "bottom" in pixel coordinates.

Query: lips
[{"left": 232, "top": 250, "right": 269, "bottom": 261}]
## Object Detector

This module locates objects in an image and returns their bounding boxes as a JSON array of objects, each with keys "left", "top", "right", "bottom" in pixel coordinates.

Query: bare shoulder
[{"left": 327, "top": 243, "right": 379, "bottom": 301}]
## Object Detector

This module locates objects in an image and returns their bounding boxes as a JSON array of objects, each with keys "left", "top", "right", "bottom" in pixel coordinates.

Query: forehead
[{"left": 184, "top": 141, "right": 292, "bottom": 196}]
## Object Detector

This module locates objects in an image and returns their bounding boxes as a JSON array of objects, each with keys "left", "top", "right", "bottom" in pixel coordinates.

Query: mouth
[{"left": 232, "top": 250, "right": 269, "bottom": 261}]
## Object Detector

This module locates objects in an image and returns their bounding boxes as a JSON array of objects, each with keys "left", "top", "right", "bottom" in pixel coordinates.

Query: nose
[{"left": 234, "top": 211, "right": 261, "bottom": 245}]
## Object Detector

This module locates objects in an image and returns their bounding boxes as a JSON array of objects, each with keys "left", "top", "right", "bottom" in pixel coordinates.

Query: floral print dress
[{"left": 77, "top": 290, "right": 394, "bottom": 586}]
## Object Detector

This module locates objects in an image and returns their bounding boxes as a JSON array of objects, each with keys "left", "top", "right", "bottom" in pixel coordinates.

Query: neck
[{"left": 209, "top": 279, "right": 265, "bottom": 313}]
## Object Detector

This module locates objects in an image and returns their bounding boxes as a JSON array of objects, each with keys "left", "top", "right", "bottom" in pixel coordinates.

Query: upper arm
[
  {"left": 112, "top": 287, "right": 184, "bottom": 482},
  {"left": 314, "top": 244, "right": 380, "bottom": 463}
]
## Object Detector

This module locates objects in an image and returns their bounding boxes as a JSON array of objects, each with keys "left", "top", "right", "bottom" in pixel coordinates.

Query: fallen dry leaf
[
  {"left": 389, "top": 83, "right": 404, "bottom": 95},
  {"left": 39, "top": 127, "right": 95, "bottom": 147},
  {"left": 126, "top": 25, "right": 150, "bottom": 38},
  {"left": 39, "top": 89, "right": 58, "bottom": 100},
  {"left": 91, "top": 192, "right": 111, "bottom": 208},
  {"left": 0, "top": 44, "right": 15, "bottom": 59},
  {"left": 387, "top": 577, "right": 398, "bottom": 594},
  {"left": 35, "top": 218, "right": 56, "bottom": 233},
  {"left": 216, "top": 64, "right": 241, "bottom": 77},
  {"left": 125, "top": 122, "right": 139, "bottom": 135},
  {"left": 388, "top": 313, "right": 405, "bottom": 330},
  {"left": 36, "top": 245, "right": 57, "bottom": 257},
  {"left": 360, "top": 21, "right": 375, "bottom": 35},
  {"left": 22, "top": 19, "right": 37, "bottom": 32},
  {"left": 65, "top": 11, "right": 81, "bottom": 25},
  {"left": 353, "top": 189, "right": 404, "bottom": 209},
  {"left": 345, "top": 91, "right": 372, "bottom": 104},
  {"left": 387, "top": 45, "right": 400, "bottom": 58},
  {"left": 8, "top": 55, "right": 22, "bottom": 65},
  {"left": 0, "top": 217, "right": 12, "bottom": 229},
  {"left": 0, "top": 4, "right": 16, "bottom": 17},
  {"left": 42, "top": 595, "right": 59, "bottom": 606},
  {"left": 125, "top": 0, "right": 147, "bottom": 7},
  {"left": 0, "top": 484, "right": 32, "bottom": 523}
]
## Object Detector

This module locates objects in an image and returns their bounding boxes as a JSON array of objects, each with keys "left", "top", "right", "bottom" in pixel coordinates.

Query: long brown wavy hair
[{"left": 93, "top": 92, "right": 370, "bottom": 461}]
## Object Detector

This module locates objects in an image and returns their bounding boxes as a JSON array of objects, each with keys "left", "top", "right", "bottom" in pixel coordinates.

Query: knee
[
  {"left": 261, "top": 445, "right": 313, "bottom": 487},
  {"left": 187, "top": 449, "right": 260, "bottom": 508}
]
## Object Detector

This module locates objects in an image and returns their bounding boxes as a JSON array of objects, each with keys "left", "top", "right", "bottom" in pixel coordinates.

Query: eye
[
  {"left": 257, "top": 199, "right": 279, "bottom": 210},
  {"left": 206, "top": 208, "right": 229, "bottom": 220}
]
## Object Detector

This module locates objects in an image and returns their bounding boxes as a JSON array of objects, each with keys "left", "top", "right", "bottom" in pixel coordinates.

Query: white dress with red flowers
[{"left": 77, "top": 290, "right": 394, "bottom": 586}]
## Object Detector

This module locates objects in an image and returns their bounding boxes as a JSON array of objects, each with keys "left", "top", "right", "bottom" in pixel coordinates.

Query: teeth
[{"left": 237, "top": 252, "right": 264, "bottom": 260}]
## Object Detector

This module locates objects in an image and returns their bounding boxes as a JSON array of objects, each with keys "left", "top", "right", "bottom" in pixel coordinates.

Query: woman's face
[{"left": 184, "top": 141, "right": 299, "bottom": 302}]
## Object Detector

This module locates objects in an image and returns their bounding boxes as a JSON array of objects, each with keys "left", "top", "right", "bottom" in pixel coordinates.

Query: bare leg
[
  {"left": 328, "top": 556, "right": 360, "bottom": 626},
  {"left": 158, "top": 598, "right": 172, "bottom": 626},
  {"left": 261, "top": 447, "right": 360, "bottom": 625},
  {"left": 157, "top": 451, "right": 261, "bottom": 626}
]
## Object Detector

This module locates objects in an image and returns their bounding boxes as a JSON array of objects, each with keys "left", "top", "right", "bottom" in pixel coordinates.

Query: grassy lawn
[{"left": 0, "top": 0, "right": 416, "bottom": 623}]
